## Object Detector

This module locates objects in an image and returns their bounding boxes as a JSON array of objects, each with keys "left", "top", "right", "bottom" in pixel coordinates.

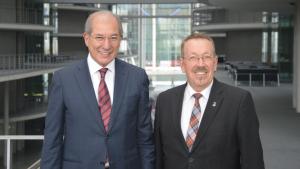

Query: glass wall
[{"left": 112, "top": 3, "right": 191, "bottom": 69}]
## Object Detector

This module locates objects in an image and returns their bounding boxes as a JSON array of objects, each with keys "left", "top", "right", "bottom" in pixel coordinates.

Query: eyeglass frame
[
  {"left": 89, "top": 33, "right": 121, "bottom": 43},
  {"left": 182, "top": 54, "right": 216, "bottom": 63}
]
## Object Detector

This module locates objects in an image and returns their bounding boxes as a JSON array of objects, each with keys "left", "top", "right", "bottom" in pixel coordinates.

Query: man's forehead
[
  {"left": 90, "top": 23, "right": 120, "bottom": 35},
  {"left": 92, "top": 32, "right": 119, "bottom": 36}
]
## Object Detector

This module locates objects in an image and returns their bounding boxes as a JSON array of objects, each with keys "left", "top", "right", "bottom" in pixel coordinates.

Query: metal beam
[
  {"left": 0, "top": 23, "right": 55, "bottom": 32},
  {"left": 0, "top": 68, "right": 61, "bottom": 83},
  {"left": 47, "top": 0, "right": 198, "bottom": 3},
  {"left": 192, "top": 23, "right": 279, "bottom": 32}
]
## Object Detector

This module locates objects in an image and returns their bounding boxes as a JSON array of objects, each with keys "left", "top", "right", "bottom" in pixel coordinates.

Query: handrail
[
  {"left": 0, "top": 54, "right": 82, "bottom": 75},
  {"left": 27, "top": 159, "right": 41, "bottom": 169},
  {"left": 0, "top": 135, "right": 44, "bottom": 140},
  {"left": 0, "top": 135, "right": 44, "bottom": 169}
]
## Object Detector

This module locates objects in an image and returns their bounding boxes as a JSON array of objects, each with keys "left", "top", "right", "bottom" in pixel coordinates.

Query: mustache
[{"left": 192, "top": 66, "right": 208, "bottom": 73}]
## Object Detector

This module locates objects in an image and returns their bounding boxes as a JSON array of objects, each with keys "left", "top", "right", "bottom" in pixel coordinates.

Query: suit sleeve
[
  {"left": 137, "top": 70, "right": 155, "bottom": 169},
  {"left": 154, "top": 94, "right": 163, "bottom": 169},
  {"left": 237, "top": 92, "right": 265, "bottom": 169},
  {"left": 41, "top": 72, "right": 65, "bottom": 169}
]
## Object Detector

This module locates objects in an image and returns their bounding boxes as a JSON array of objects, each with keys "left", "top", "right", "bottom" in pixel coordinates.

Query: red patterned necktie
[
  {"left": 98, "top": 68, "right": 112, "bottom": 132},
  {"left": 185, "top": 93, "right": 202, "bottom": 151}
]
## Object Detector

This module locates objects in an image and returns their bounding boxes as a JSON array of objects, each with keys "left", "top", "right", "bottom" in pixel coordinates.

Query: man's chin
[{"left": 195, "top": 75, "right": 207, "bottom": 81}]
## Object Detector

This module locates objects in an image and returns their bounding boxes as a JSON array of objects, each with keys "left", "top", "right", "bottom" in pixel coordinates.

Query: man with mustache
[
  {"left": 154, "top": 33, "right": 265, "bottom": 169},
  {"left": 41, "top": 11, "right": 154, "bottom": 169}
]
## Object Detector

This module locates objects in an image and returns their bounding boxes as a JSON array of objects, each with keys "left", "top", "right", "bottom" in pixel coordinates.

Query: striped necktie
[
  {"left": 98, "top": 68, "right": 112, "bottom": 132},
  {"left": 185, "top": 93, "right": 202, "bottom": 151}
]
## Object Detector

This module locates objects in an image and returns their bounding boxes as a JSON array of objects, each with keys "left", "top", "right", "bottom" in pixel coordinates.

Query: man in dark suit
[
  {"left": 41, "top": 11, "right": 154, "bottom": 169},
  {"left": 154, "top": 33, "right": 265, "bottom": 169}
]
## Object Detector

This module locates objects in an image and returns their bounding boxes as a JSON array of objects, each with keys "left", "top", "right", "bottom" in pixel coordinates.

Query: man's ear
[
  {"left": 214, "top": 56, "right": 218, "bottom": 71},
  {"left": 180, "top": 57, "right": 186, "bottom": 73},
  {"left": 82, "top": 32, "right": 89, "bottom": 47}
]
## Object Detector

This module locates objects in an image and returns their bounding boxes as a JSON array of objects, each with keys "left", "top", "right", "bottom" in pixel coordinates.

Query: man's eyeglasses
[
  {"left": 183, "top": 55, "right": 215, "bottom": 62},
  {"left": 90, "top": 34, "right": 120, "bottom": 43}
]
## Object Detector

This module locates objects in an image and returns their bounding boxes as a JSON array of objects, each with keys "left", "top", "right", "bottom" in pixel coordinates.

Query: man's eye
[
  {"left": 204, "top": 55, "right": 212, "bottom": 60},
  {"left": 95, "top": 36, "right": 104, "bottom": 41},
  {"left": 189, "top": 56, "right": 196, "bottom": 61},
  {"left": 111, "top": 36, "right": 118, "bottom": 41}
]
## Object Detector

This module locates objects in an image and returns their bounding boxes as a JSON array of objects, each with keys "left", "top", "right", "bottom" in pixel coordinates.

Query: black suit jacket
[{"left": 154, "top": 79, "right": 264, "bottom": 169}]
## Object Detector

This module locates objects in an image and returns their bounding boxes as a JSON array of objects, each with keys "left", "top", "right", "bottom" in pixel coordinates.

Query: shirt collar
[
  {"left": 186, "top": 80, "right": 214, "bottom": 100},
  {"left": 87, "top": 53, "right": 115, "bottom": 74}
]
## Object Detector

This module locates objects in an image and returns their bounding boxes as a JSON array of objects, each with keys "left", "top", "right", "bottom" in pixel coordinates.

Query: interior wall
[
  {"left": 226, "top": 10, "right": 262, "bottom": 23},
  {"left": 0, "top": 0, "right": 16, "bottom": 23},
  {"left": 0, "top": 31, "right": 17, "bottom": 55},
  {"left": 0, "top": 83, "right": 4, "bottom": 115},
  {"left": 58, "top": 37, "right": 87, "bottom": 58},
  {"left": 293, "top": 2, "right": 300, "bottom": 112},
  {"left": 58, "top": 10, "right": 89, "bottom": 33},
  {"left": 213, "top": 37, "right": 227, "bottom": 56},
  {"left": 225, "top": 30, "right": 262, "bottom": 62}
]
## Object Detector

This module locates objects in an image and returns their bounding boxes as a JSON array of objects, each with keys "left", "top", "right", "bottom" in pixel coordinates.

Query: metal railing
[
  {"left": 27, "top": 159, "right": 41, "bottom": 169},
  {"left": 192, "top": 10, "right": 264, "bottom": 25},
  {"left": 0, "top": 54, "right": 82, "bottom": 76},
  {"left": 0, "top": 135, "right": 43, "bottom": 169},
  {"left": 233, "top": 72, "right": 280, "bottom": 87}
]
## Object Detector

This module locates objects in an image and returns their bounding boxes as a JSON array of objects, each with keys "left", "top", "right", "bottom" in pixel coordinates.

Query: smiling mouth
[
  {"left": 195, "top": 71, "right": 206, "bottom": 75},
  {"left": 98, "top": 51, "right": 111, "bottom": 55}
]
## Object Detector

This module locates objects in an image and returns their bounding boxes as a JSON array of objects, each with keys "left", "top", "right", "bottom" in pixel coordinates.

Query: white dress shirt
[
  {"left": 181, "top": 81, "right": 213, "bottom": 139},
  {"left": 87, "top": 53, "right": 115, "bottom": 104}
]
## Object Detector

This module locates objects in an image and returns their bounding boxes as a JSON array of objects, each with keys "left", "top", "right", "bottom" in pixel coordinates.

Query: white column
[
  {"left": 152, "top": 4, "right": 157, "bottom": 69},
  {"left": 52, "top": 3, "right": 59, "bottom": 56},
  {"left": 294, "top": 2, "right": 300, "bottom": 113},
  {"left": 138, "top": 3, "right": 144, "bottom": 67},
  {"left": 43, "top": 3, "right": 51, "bottom": 55}
]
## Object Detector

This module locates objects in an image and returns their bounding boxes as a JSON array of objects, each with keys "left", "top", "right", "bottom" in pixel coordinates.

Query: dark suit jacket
[
  {"left": 154, "top": 79, "right": 264, "bottom": 169},
  {"left": 41, "top": 58, "right": 154, "bottom": 169}
]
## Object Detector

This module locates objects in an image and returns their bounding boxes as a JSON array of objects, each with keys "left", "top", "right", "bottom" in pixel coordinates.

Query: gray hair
[{"left": 84, "top": 10, "right": 123, "bottom": 38}]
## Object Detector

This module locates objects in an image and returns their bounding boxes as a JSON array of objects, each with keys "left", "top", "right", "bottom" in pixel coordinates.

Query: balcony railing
[
  {"left": 0, "top": 54, "right": 83, "bottom": 76},
  {"left": 0, "top": 135, "right": 43, "bottom": 169}
]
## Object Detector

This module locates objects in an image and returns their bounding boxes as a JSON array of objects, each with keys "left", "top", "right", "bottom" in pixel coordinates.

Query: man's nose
[
  {"left": 195, "top": 57, "right": 205, "bottom": 65},
  {"left": 102, "top": 38, "right": 112, "bottom": 49}
]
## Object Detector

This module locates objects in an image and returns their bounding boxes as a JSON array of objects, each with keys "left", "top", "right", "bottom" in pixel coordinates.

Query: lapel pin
[{"left": 212, "top": 102, "right": 216, "bottom": 107}]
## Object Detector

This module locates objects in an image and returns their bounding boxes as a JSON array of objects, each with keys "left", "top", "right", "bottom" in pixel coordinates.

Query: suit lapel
[
  {"left": 74, "top": 59, "right": 106, "bottom": 133},
  {"left": 191, "top": 79, "right": 224, "bottom": 152},
  {"left": 108, "top": 59, "right": 128, "bottom": 132},
  {"left": 171, "top": 84, "right": 191, "bottom": 152}
]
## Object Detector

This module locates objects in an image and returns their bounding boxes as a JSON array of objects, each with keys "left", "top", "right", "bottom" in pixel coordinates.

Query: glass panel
[
  {"left": 156, "top": 17, "right": 190, "bottom": 67},
  {"left": 262, "top": 32, "right": 268, "bottom": 63},
  {"left": 156, "top": 4, "right": 190, "bottom": 16},
  {"left": 113, "top": 3, "right": 191, "bottom": 69},
  {"left": 271, "top": 31, "right": 278, "bottom": 63}
]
